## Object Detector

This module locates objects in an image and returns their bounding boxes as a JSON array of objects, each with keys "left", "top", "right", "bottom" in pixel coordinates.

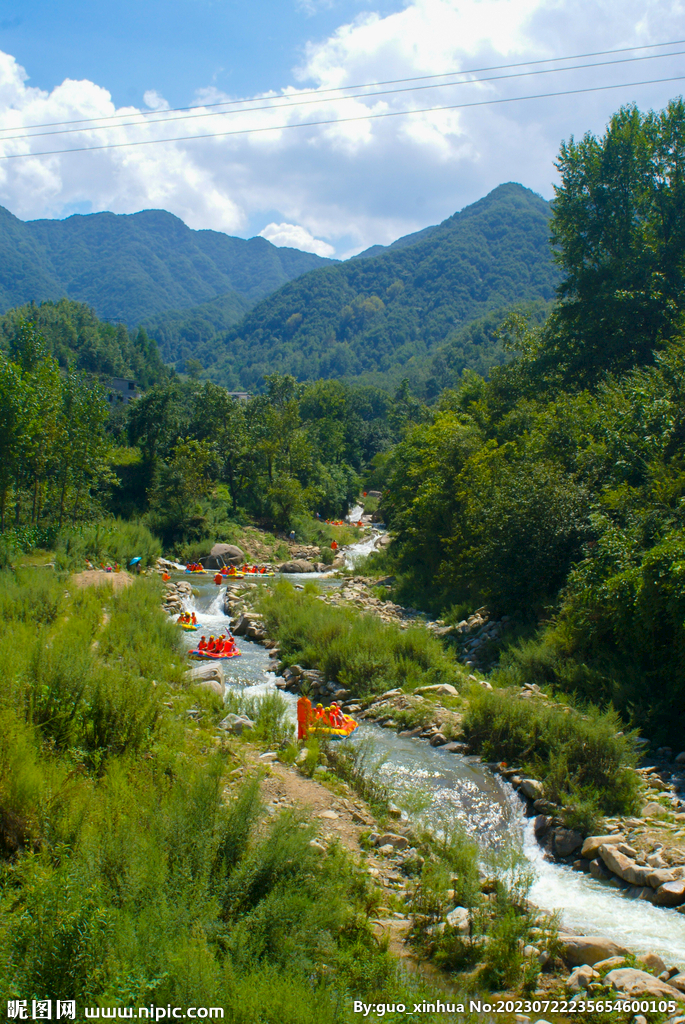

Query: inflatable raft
[
  {"left": 180, "top": 622, "right": 200, "bottom": 632},
  {"left": 188, "top": 648, "right": 241, "bottom": 660}
]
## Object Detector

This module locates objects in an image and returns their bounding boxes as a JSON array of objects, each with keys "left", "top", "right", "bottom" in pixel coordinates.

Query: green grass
[
  {"left": 462, "top": 686, "right": 640, "bottom": 830},
  {"left": 0, "top": 570, "right": 469, "bottom": 1020},
  {"left": 259, "top": 579, "right": 460, "bottom": 697},
  {"left": 54, "top": 518, "right": 162, "bottom": 570}
]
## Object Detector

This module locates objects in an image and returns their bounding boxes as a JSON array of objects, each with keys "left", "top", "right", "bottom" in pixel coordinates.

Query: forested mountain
[
  {"left": 0, "top": 205, "right": 334, "bottom": 325},
  {"left": 206, "top": 183, "right": 559, "bottom": 392},
  {"left": 0, "top": 299, "right": 168, "bottom": 387}
]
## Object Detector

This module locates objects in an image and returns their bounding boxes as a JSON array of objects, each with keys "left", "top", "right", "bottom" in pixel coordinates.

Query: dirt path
[
  {"left": 227, "top": 744, "right": 418, "bottom": 960},
  {"left": 72, "top": 569, "right": 134, "bottom": 591}
]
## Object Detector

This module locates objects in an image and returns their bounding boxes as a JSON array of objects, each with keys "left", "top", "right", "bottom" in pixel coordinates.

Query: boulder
[
  {"left": 445, "top": 906, "right": 470, "bottom": 933},
  {"left": 519, "top": 778, "right": 544, "bottom": 800},
  {"left": 279, "top": 560, "right": 317, "bottom": 573},
  {"left": 534, "top": 815, "right": 553, "bottom": 841},
  {"left": 637, "top": 952, "right": 667, "bottom": 974},
  {"left": 210, "top": 543, "right": 245, "bottom": 565},
  {"left": 646, "top": 867, "right": 685, "bottom": 888},
  {"left": 413, "top": 683, "right": 459, "bottom": 697},
  {"left": 558, "top": 935, "right": 631, "bottom": 967},
  {"left": 604, "top": 968, "right": 684, "bottom": 1001},
  {"left": 598, "top": 844, "right": 652, "bottom": 886},
  {"left": 199, "top": 554, "right": 225, "bottom": 570},
  {"left": 593, "top": 956, "right": 627, "bottom": 972},
  {"left": 430, "top": 733, "right": 448, "bottom": 747},
  {"left": 232, "top": 613, "right": 263, "bottom": 636},
  {"left": 218, "top": 713, "right": 255, "bottom": 735},
  {"left": 642, "top": 801, "right": 668, "bottom": 817},
  {"left": 185, "top": 662, "right": 224, "bottom": 686},
  {"left": 554, "top": 828, "right": 583, "bottom": 858},
  {"left": 376, "top": 833, "right": 409, "bottom": 850},
  {"left": 589, "top": 858, "right": 613, "bottom": 882},
  {"left": 670, "top": 974, "right": 685, "bottom": 994},
  {"left": 581, "top": 834, "right": 625, "bottom": 860},
  {"left": 653, "top": 878, "right": 685, "bottom": 907},
  {"left": 567, "top": 965, "right": 600, "bottom": 992}
]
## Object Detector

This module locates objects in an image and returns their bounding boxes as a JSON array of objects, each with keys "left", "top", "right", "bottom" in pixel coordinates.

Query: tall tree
[{"left": 548, "top": 99, "right": 685, "bottom": 383}]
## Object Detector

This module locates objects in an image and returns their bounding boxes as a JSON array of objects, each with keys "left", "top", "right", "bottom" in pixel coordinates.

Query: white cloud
[
  {"left": 0, "top": 0, "right": 684, "bottom": 257},
  {"left": 259, "top": 221, "right": 336, "bottom": 256}
]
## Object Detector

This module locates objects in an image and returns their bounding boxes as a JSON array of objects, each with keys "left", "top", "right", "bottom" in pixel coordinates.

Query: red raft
[{"left": 188, "top": 648, "right": 241, "bottom": 660}]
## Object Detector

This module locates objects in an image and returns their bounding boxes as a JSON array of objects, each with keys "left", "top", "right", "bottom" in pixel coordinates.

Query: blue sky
[
  {"left": 0, "top": 0, "right": 684, "bottom": 256},
  {"left": 0, "top": 0, "right": 403, "bottom": 110}
]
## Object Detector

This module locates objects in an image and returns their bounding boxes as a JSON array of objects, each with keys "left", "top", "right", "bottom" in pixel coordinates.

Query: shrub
[
  {"left": 55, "top": 519, "right": 161, "bottom": 570},
  {"left": 462, "top": 686, "right": 639, "bottom": 821},
  {"left": 259, "top": 580, "right": 459, "bottom": 697}
]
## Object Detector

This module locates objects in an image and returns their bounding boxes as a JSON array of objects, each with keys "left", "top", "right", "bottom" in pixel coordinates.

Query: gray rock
[
  {"left": 598, "top": 844, "right": 652, "bottom": 886},
  {"left": 185, "top": 662, "right": 225, "bottom": 686},
  {"left": 581, "top": 834, "right": 625, "bottom": 860},
  {"left": 558, "top": 935, "right": 631, "bottom": 966},
  {"left": 567, "top": 965, "right": 600, "bottom": 992},
  {"left": 554, "top": 828, "right": 583, "bottom": 857},
  {"left": 445, "top": 906, "right": 470, "bottom": 933},
  {"left": 589, "top": 858, "right": 613, "bottom": 882},
  {"left": 199, "top": 554, "right": 225, "bottom": 570},
  {"left": 279, "top": 560, "right": 317, "bottom": 573},
  {"left": 653, "top": 878, "right": 685, "bottom": 907},
  {"left": 430, "top": 733, "right": 448, "bottom": 747},
  {"left": 218, "top": 713, "right": 255, "bottom": 735},
  {"left": 413, "top": 683, "right": 459, "bottom": 697},
  {"left": 604, "top": 967, "right": 684, "bottom": 1001},
  {"left": 519, "top": 778, "right": 544, "bottom": 800},
  {"left": 376, "top": 833, "right": 409, "bottom": 850},
  {"left": 210, "top": 543, "right": 245, "bottom": 565}
]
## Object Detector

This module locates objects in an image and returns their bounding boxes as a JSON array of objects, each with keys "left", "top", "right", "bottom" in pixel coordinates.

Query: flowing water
[{"left": 173, "top": 550, "right": 685, "bottom": 968}]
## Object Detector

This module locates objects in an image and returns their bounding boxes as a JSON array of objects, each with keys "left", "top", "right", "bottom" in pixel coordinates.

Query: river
[{"left": 175, "top": 542, "right": 685, "bottom": 969}]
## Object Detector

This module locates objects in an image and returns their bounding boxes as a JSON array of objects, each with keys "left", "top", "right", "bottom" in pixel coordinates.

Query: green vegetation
[
  {"left": 115, "top": 373, "right": 419, "bottom": 544},
  {"left": 462, "top": 687, "right": 639, "bottom": 829},
  {"left": 380, "top": 99, "right": 685, "bottom": 745},
  {"left": 0, "top": 570, "right": 448, "bottom": 1020},
  {"left": 208, "top": 184, "right": 559, "bottom": 394},
  {"left": 1, "top": 299, "right": 168, "bottom": 387},
  {"left": 259, "top": 579, "right": 459, "bottom": 697},
  {"left": 0, "top": 204, "right": 332, "bottom": 327},
  {"left": 0, "top": 320, "right": 112, "bottom": 535}
]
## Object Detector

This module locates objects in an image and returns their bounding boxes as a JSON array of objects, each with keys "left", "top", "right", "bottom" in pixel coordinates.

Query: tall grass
[
  {"left": 55, "top": 519, "right": 161, "bottom": 570},
  {"left": 1, "top": 571, "right": 456, "bottom": 1016},
  {"left": 462, "top": 686, "right": 640, "bottom": 827},
  {"left": 259, "top": 580, "right": 459, "bottom": 696}
]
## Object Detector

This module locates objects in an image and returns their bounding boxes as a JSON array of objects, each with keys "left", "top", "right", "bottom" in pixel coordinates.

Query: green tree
[{"left": 548, "top": 98, "right": 685, "bottom": 383}]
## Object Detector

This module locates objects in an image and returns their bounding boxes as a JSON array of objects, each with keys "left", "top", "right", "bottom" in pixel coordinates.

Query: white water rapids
[{"left": 176, "top": 532, "right": 685, "bottom": 968}]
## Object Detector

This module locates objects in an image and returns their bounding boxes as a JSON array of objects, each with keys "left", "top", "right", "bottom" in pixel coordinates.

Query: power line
[
  {"left": 1, "top": 37, "right": 684, "bottom": 135},
  {"left": 2, "top": 48, "right": 684, "bottom": 144},
  {"left": 2, "top": 74, "right": 684, "bottom": 162}
]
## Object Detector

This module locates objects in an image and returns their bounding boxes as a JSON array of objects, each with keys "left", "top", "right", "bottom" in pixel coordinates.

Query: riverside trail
[{"left": 171, "top": 530, "right": 685, "bottom": 972}]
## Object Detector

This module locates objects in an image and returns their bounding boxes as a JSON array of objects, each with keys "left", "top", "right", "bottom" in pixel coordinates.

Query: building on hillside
[
  {"left": 108, "top": 378, "right": 140, "bottom": 404},
  {"left": 227, "top": 391, "right": 250, "bottom": 402}
]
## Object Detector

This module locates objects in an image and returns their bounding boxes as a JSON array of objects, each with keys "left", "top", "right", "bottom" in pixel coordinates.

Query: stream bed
[{"left": 177, "top": 563, "right": 685, "bottom": 969}]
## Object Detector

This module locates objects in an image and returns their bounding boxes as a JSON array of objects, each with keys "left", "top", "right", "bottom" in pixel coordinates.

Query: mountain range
[
  {"left": 206, "top": 183, "right": 559, "bottom": 391},
  {"left": 0, "top": 205, "right": 333, "bottom": 325},
  {"left": 0, "top": 182, "right": 559, "bottom": 392}
]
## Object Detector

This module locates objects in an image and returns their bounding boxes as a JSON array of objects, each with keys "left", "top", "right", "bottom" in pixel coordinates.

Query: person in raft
[
  {"left": 328, "top": 702, "right": 343, "bottom": 729},
  {"left": 296, "top": 695, "right": 312, "bottom": 739},
  {"left": 198, "top": 636, "right": 208, "bottom": 651}
]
